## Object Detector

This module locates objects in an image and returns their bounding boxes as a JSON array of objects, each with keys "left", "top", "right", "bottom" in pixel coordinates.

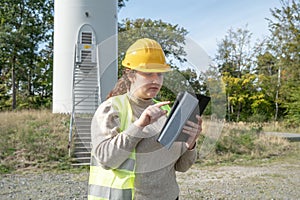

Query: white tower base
[{"left": 53, "top": 0, "right": 117, "bottom": 113}]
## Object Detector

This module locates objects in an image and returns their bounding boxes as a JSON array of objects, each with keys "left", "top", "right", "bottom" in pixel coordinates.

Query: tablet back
[
  {"left": 157, "top": 91, "right": 211, "bottom": 149},
  {"left": 157, "top": 92, "right": 198, "bottom": 149}
]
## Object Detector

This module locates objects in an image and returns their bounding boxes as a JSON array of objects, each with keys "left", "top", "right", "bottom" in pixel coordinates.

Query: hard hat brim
[
  {"left": 122, "top": 62, "right": 172, "bottom": 72},
  {"left": 123, "top": 63, "right": 171, "bottom": 73}
]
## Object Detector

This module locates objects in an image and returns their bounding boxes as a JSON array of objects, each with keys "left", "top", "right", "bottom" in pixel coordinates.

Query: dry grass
[
  {"left": 0, "top": 110, "right": 70, "bottom": 173},
  {"left": 197, "top": 120, "right": 295, "bottom": 165},
  {"left": 0, "top": 110, "right": 298, "bottom": 173},
  {"left": 262, "top": 121, "right": 300, "bottom": 133}
]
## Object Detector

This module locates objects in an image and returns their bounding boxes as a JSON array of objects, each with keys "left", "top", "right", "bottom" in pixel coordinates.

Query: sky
[{"left": 118, "top": 0, "right": 283, "bottom": 58}]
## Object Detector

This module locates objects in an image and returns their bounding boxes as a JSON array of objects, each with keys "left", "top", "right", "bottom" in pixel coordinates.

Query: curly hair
[{"left": 106, "top": 69, "right": 135, "bottom": 99}]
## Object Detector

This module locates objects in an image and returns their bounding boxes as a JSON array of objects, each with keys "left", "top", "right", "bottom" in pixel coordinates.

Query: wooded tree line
[
  {"left": 0, "top": 0, "right": 53, "bottom": 109},
  {"left": 216, "top": 0, "right": 299, "bottom": 125},
  {"left": 0, "top": 0, "right": 299, "bottom": 126}
]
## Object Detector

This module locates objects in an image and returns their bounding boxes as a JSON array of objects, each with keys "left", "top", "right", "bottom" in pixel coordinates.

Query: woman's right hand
[{"left": 134, "top": 101, "right": 170, "bottom": 128}]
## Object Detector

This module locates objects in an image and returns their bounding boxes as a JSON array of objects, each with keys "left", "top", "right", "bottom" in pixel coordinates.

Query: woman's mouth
[{"left": 147, "top": 84, "right": 160, "bottom": 91}]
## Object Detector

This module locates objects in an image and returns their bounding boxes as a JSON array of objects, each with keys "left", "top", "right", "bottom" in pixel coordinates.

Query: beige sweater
[{"left": 91, "top": 92, "right": 197, "bottom": 200}]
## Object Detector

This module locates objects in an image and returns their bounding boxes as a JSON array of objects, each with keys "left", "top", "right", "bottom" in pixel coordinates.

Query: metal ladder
[
  {"left": 69, "top": 25, "right": 99, "bottom": 166},
  {"left": 71, "top": 64, "right": 98, "bottom": 165}
]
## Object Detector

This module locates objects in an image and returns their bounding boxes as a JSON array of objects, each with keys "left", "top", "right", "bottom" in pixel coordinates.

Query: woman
[{"left": 88, "top": 38, "right": 202, "bottom": 200}]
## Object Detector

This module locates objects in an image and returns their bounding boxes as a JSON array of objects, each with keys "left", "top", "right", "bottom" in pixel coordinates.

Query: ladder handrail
[{"left": 68, "top": 45, "right": 77, "bottom": 157}]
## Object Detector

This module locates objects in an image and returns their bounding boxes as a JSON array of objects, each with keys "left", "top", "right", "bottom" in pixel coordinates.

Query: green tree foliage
[
  {"left": 118, "top": 0, "right": 129, "bottom": 10},
  {"left": 0, "top": 0, "right": 128, "bottom": 111},
  {"left": 254, "top": 51, "right": 284, "bottom": 121},
  {"left": 215, "top": 26, "right": 255, "bottom": 121},
  {"left": 118, "top": 18, "right": 188, "bottom": 65},
  {"left": 0, "top": 0, "right": 53, "bottom": 110},
  {"left": 255, "top": 0, "right": 300, "bottom": 125},
  {"left": 161, "top": 67, "right": 207, "bottom": 101},
  {"left": 214, "top": 0, "right": 299, "bottom": 125},
  {"left": 266, "top": 0, "right": 300, "bottom": 125},
  {"left": 215, "top": 26, "right": 253, "bottom": 78},
  {"left": 0, "top": 0, "right": 297, "bottom": 126}
]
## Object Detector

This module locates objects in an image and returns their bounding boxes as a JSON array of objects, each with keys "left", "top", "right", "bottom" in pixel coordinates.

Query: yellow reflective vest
[{"left": 88, "top": 94, "right": 170, "bottom": 200}]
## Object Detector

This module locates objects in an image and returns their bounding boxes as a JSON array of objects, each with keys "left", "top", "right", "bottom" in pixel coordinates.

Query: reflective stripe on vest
[
  {"left": 88, "top": 184, "right": 132, "bottom": 200},
  {"left": 88, "top": 94, "right": 135, "bottom": 200}
]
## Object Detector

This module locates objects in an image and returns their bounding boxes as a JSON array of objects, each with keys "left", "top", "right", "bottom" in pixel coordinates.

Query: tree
[
  {"left": 215, "top": 26, "right": 255, "bottom": 121},
  {"left": 215, "top": 26, "right": 253, "bottom": 78},
  {"left": 222, "top": 72, "right": 259, "bottom": 121},
  {"left": 0, "top": 0, "right": 211, "bottom": 110},
  {"left": 118, "top": 18, "right": 188, "bottom": 63},
  {"left": 0, "top": 0, "right": 54, "bottom": 110},
  {"left": 118, "top": 0, "right": 129, "bottom": 10},
  {"left": 254, "top": 51, "right": 281, "bottom": 121},
  {"left": 264, "top": 0, "right": 300, "bottom": 124}
]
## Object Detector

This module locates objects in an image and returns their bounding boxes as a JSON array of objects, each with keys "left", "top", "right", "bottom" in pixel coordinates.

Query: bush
[{"left": 197, "top": 122, "right": 292, "bottom": 165}]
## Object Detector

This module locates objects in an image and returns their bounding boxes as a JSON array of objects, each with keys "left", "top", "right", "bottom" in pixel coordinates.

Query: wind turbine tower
[{"left": 53, "top": 0, "right": 118, "bottom": 113}]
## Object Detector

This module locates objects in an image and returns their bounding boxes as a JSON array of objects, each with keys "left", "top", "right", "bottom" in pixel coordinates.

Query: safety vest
[{"left": 88, "top": 94, "right": 170, "bottom": 200}]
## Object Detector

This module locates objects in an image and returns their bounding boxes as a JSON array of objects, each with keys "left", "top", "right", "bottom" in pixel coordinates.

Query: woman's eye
[
  {"left": 138, "top": 72, "right": 162, "bottom": 77},
  {"left": 139, "top": 72, "right": 152, "bottom": 76}
]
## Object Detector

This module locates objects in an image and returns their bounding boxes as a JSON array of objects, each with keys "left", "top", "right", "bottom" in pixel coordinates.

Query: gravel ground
[
  {"left": 0, "top": 172, "right": 89, "bottom": 200},
  {"left": 1, "top": 155, "right": 300, "bottom": 200},
  {"left": 177, "top": 160, "right": 300, "bottom": 199}
]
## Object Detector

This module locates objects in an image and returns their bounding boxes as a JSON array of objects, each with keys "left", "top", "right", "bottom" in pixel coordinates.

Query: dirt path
[{"left": 264, "top": 132, "right": 300, "bottom": 141}]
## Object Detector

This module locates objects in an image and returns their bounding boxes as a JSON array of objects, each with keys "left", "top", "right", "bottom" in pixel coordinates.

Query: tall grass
[
  {"left": 262, "top": 121, "right": 300, "bottom": 133},
  {"left": 0, "top": 110, "right": 70, "bottom": 173},
  {"left": 0, "top": 110, "right": 298, "bottom": 173},
  {"left": 197, "top": 121, "right": 295, "bottom": 165}
]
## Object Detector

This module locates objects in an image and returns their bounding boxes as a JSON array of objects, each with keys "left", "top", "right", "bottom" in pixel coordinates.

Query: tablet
[{"left": 157, "top": 91, "right": 210, "bottom": 149}]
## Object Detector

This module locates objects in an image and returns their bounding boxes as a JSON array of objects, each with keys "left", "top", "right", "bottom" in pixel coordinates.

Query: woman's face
[{"left": 129, "top": 71, "right": 164, "bottom": 99}]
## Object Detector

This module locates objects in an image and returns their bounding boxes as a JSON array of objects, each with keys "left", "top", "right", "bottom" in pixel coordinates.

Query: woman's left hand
[{"left": 182, "top": 115, "right": 202, "bottom": 150}]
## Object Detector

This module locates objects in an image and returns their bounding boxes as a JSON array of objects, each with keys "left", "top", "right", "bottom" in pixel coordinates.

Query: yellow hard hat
[{"left": 122, "top": 38, "right": 171, "bottom": 72}]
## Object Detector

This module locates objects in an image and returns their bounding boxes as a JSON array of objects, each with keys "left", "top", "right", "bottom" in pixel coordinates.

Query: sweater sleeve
[
  {"left": 91, "top": 99, "right": 144, "bottom": 169},
  {"left": 174, "top": 143, "right": 197, "bottom": 172}
]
